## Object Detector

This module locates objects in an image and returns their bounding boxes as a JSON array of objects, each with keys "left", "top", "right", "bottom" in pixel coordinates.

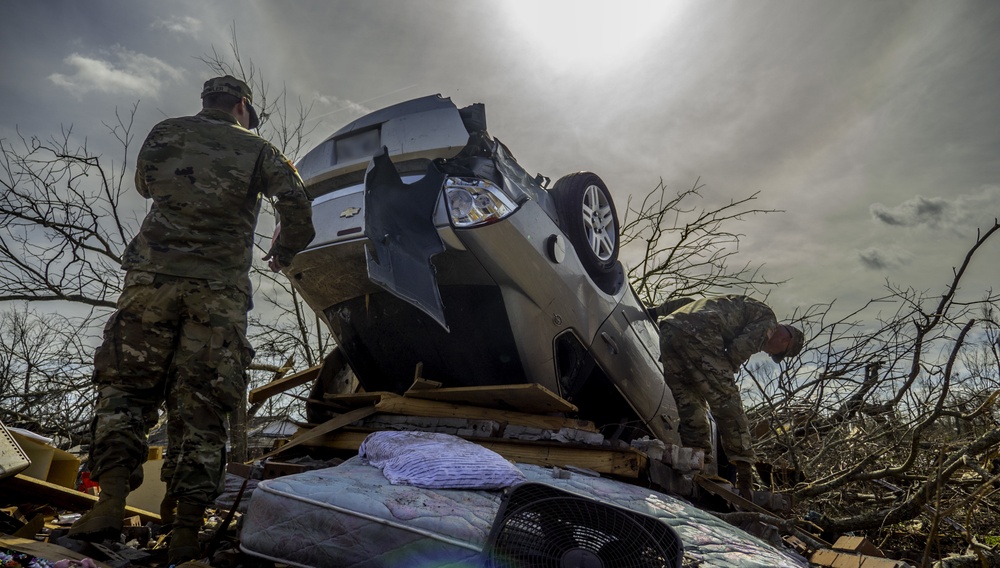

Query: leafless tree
[
  {"left": 0, "top": 304, "right": 97, "bottom": 443},
  {"left": 621, "top": 177, "right": 783, "bottom": 306},
  {"left": 743, "top": 220, "right": 1000, "bottom": 559},
  {"left": 620, "top": 180, "right": 1000, "bottom": 559}
]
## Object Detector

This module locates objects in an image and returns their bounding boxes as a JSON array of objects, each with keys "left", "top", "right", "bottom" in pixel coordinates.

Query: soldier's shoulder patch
[{"left": 284, "top": 157, "right": 298, "bottom": 174}]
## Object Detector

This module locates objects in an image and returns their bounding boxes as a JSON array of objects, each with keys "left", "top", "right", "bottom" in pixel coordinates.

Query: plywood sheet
[
  {"left": 404, "top": 383, "right": 577, "bottom": 414},
  {"left": 375, "top": 396, "right": 596, "bottom": 432}
]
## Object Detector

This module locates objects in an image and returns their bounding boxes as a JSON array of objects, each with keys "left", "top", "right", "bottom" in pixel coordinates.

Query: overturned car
[{"left": 283, "top": 95, "right": 678, "bottom": 444}]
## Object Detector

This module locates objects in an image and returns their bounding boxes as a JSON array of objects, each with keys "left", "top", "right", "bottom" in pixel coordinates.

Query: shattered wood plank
[
  {"left": 375, "top": 395, "right": 596, "bottom": 432},
  {"left": 322, "top": 391, "right": 396, "bottom": 408},
  {"left": 299, "top": 430, "right": 645, "bottom": 478},
  {"left": 254, "top": 405, "right": 378, "bottom": 460},
  {"left": 407, "top": 378, "right": 443, "bottom": 392},
  {"left": 408, "top": 362, "right": 443, "bottom": 391},
  {"left": 247, "top": 361, "right": 320, "bottom": 404},
  {"left": 0, "top": 474, "right": 159, "bottom": 524},
  {"left": 403, "top": 383, "right": 578, "bottom": 414}
]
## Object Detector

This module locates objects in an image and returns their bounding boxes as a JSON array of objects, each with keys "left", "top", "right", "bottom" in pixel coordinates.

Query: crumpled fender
[{"left": 363, "top": 147, "right": 450, "bottom": 331}]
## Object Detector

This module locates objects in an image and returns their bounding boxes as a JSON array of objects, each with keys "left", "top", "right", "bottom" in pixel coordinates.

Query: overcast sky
[{"left": 2, "top": 0, "right": 997, "bottom": 324}]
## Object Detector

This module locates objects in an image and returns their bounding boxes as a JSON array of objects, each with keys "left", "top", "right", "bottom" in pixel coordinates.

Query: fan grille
[{"left": 483, "top": 483, "right": 682, "bottom": 568}]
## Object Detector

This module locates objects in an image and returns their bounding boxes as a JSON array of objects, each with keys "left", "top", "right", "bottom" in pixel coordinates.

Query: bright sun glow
[{"left": 500, "top": 1, "right": 686, "bottom": 73}]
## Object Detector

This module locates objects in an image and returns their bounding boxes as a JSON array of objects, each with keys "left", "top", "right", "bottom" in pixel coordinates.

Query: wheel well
[{"left": 554, "top": 331, "right": 650, "bottom": 444}]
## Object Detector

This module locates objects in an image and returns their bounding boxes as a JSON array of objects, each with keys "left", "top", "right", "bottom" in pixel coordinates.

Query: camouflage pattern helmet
[
  {"left": 771, "top": 325, "right": 805, "bottom": 363},
  {"left": 201, "top": 75, "right": 259, "bottom": 129}
]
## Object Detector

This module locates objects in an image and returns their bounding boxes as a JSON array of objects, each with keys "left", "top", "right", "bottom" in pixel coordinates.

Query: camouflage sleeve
[
  {"left": 134, "top": 130, "right": 158, "bottom": 199},
  {"left": 258, "top": 145, "right": 316, "bottom": 265},
  {"left": 726, "top": 303, "right": 777, "bottom": 365},
  {"left": 654, "top": 297, "right": 695, "bottom": 319}
]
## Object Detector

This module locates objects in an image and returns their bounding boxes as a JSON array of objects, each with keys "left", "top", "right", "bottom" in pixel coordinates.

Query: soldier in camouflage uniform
[
  {"left": 655, "top": 295, "right": 804, "bottom": 497},
  {"left": 69, "top": 75, "right": 315, "bottom": 564}
]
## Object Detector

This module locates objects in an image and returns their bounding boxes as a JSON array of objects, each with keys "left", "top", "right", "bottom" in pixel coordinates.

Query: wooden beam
[
  {"left": 404, "top": 383, "right": 578, "bottom": 414},
  {"left": 322, "top": 391, "right": 393, "bottom": 408},
  {"left": 0, "top": 474, "right": 160, "bottom": 524},
  {"left": 299, "top": 430, "right": 644, "bottom": 478},
  {"left": 374, "top": 395, "right": 597, "bottom": 432},
  {"left": 248, "top": 362, "right": 320, "bottom": 404},
  {"left": 254, "top": 405, "right": 378, "bottom": 460}
]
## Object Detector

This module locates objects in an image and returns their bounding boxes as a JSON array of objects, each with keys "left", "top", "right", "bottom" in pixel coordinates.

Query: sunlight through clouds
[
  {"left": 48, "top": 46, "right": 184, "bottom": 98},
  {"left": 499, "top": 1, "right": 687, "bottom": 74}
]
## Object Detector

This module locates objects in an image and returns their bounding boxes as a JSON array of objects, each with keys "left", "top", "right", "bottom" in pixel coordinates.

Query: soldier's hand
[{"left": 263, "top": 251, "right": 286, "bottom": 272}]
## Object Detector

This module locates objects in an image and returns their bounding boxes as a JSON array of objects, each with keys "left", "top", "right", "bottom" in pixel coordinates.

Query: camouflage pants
[
  {"left": 88, "top": 270, "right": 252, "bottom": 506},
  {"left": 660, "top": 327, "right": 754, "bottom": 464}
]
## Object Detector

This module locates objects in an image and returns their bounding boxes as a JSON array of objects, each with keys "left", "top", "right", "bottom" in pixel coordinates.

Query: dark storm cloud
[
  {"left": 857, "top": 247, "right": 913, "bottom": 270},
  {"left": 869, "top": 186, "right": 999, "bottom": 234},
  {"left": 870, "top": 196, "right": 954, "bottom": 228}
]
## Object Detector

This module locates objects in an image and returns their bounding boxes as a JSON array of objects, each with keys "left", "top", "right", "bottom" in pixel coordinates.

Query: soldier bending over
[{"left": 655, "top": 295, "right": 804, "bottom": 498}]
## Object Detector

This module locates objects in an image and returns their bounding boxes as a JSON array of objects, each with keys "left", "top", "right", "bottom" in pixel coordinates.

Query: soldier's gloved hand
[
  {"left": 263, "top": 251, "right": 284, "bottom": 272},
  {"left": 263, "top": 244, "right": 294, "bottom": 272}
]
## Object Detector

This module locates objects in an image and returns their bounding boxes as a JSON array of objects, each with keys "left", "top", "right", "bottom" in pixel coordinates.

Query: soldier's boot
[
  {"left": 168, "top": 502, "right": 204, "bottom": 565},
  {"left": 735, "top": 461, "right": 754, "bottom": 500},
  {"left": 159, "top": 493, "right": 177, "bottom": 527},
  {"left": 67, "top": 466, "right": 130, "bottom": 541}
]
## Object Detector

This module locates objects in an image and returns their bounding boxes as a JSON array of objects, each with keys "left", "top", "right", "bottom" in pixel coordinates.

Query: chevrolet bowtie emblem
[{"left": 340, "top": 207, "right": 361, "bottom": 218}]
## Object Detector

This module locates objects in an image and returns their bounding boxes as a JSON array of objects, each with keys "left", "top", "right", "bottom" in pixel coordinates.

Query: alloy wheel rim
[{"left": 581, "top": 184, "right": 616, "bottom": 261}]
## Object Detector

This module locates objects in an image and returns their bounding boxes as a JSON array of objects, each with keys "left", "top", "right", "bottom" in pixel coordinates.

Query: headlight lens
[{"left": 444, "top": 177, "right": 518, "bottom": 227}]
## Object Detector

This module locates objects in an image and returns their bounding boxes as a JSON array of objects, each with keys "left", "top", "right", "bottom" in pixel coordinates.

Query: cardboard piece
[
  {"left": 8, "top": 430, "right": 79, "bottom": 489},
  {"left": 833, "top": 535, "right": 885, "bottom": 557},
  {"left": 125, "top": 454, "right": 166, "bottom": 514},
  {"left": 810, "top": 548, "right": 906, "bottom": 568},
  {"left": 0, "top": 422, "right": 31, "bottom": 481}
]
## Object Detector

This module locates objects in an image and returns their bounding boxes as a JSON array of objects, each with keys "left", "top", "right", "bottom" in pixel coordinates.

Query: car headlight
[{"left": 445, "top": 177, "right": 518, "bottom": 227}]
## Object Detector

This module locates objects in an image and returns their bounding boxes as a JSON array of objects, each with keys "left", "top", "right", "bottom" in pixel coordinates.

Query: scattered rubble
[{"left": 0, "top": 373, "right": 941, "bottom": 567}]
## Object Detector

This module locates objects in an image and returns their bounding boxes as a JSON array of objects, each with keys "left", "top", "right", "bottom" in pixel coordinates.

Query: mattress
[{"left": 240, "top": 457, "right": 807, "bottom": 568}]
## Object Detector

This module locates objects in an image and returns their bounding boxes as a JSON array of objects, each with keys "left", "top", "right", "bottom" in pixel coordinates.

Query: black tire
[{"left": 552, "top": 172, "right": 619, "bottom": 279}]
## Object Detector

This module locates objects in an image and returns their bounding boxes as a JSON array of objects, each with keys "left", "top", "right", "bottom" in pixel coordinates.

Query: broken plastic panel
[{"left": 363, "top": 148, "right": 449, "bottom": 331}]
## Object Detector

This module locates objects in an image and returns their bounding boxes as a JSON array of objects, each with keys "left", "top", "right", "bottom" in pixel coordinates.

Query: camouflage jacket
[
  {"left": 123, "top": 109, "right": 315, "bottom": 294},
  {"left": 659, "top": 295, "right": 778, "bottom": 368}
]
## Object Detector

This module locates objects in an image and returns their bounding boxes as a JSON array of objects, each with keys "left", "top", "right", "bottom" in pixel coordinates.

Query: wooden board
[
  {"left": 255, "top": 405, "right": 378, "bottom": 460},
  {"left": 375, "top": 396, "right": 597, "bottom": 433},
  {"left": 248, "top": 362, "right": 321, "bottom": 404},
  {"left": 321, "top": 391, "right": 396, "bottom": 408},
  {"left": 403, "top": 383, "right": 578, "bottom": 414},
  {"left": 0, "top": 474, "right": 160, "bottom": 524},
  {"left": 299, "top": 430, "right": 645, "bottom": 478}
]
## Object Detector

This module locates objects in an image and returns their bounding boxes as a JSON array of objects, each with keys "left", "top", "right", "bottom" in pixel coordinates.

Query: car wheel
[{"left": 552, "top": 172, "right": 619, "bottom": 278}]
